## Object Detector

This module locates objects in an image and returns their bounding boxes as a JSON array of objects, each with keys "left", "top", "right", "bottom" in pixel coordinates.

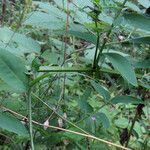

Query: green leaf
[
  {"left": 99, "top": 13, "right": 113, "bottom": 25},
  {"left": 114, "top": 0, "right": 141, "bottom": 12},
  {"left": 54, "top": 0, "right": 92, "bottom": 24},
  {"left": 42, "top": 51, "right": 63, "bottom": 65},
  {"left": 114, "top": 118, "right": 129, "bottom": 128},
  {"left": 24, "top": 11, "right": 65, "bottom": 30},
  {"left": 0, "top": 48, "right": 28, "bottom": 93},
  {"left": 122, "top": 13, "right": 150, "bottom": 33},
  {"left": 0, "top": 79, "right": 13, "bottom": 92},
  {"left": 26, "top": 1, "right": 66, "bottom": 29},
  {"left": 0, "top": 112, "right": 29, "bottom": 137},
  {"left": 104, "top": 52, "right": 138, "bottom": 86},
  {"left": 68, "top": 24, "right": 97, "bottom": 44},
  {"left": 0, "top": 27, "right": 40, "bottom": 56},
  {"left": 138, "top": 0, "right": 150, "bottom": 8},
  {"left": 1, "top": 98, "right": 26, "bottom": 112},
  {"left": 128, "top": 36, "right": 150, "bottom": 45},
  {"left": 85, "top": 117, "right": 96, "bottom": 133},
  {"left": 33, "top": 1, "right": 66, "bottom": 19},
  {"left": 134, "top": 59, "right": 150, "bottom": 69},
  {"left": 78, "top": 87, "right": 93, "bottom": 113},
  {"left": 139, "top": 76, "right": 150, "bottom": 90},
  {"left": 111, "top": 96, "right": 143, "bottom": 104},
  {"left": 95, "top": 112, "right": 110, "bottom": 128},
  {"left": 139, "top": 81, "right": 150, "bottom": 90},
  {"left": 90, "top": 80, "right": 110, "bottom": 101},
  {"left": 85, "top": 22, "right": 110, "bottom": 32},
  {"left": 55, "top": 0, "right": 92, "bottom": 10}
]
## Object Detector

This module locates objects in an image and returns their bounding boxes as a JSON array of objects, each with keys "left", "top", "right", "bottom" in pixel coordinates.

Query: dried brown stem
[{"left": 1, "top": 106, "right": 130, "bottom": 150}]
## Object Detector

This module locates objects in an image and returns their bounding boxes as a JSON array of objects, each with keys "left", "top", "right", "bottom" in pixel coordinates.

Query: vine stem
[{"left": 95, "top": 0, "right": 128, "bottom": 67}]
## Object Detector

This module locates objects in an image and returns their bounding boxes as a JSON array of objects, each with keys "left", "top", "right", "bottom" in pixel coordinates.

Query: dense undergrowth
[{"left": 0, "top": 0, "right": 149, "bottom": 149}]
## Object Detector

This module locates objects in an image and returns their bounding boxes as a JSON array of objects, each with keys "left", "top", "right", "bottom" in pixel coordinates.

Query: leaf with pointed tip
[
  {"left": 0, "top": 48, "right": 28, "bottom": 93},
  {"left": 111, "top": 96, "right": 143, "bottom": 104},
  {"left": 0, "top": 112, "right": 29, "bottom": 137},
  {"left": 122, "top": 36, "right": 150, "bottom": 45},
  {"left": 78, "top": 87, "right": 93, "bottom": 113},
  {"left": 114, "top": 118, "right": 129, "bottom": 128},
  {"left": 24, "top": 2, "right": 67, "bottom": 31},
  {"left": 90, "top": 80, "right": 110, "bottom": 101},
  {"left": 24, "top": 11, "right": 65, "bottom": 30},
  {"left": 0, "top": 27, "right": 40, "bottom": 56},
  {"left": 134, "top": 59, "right": 150, "bottom": 69},
  {"left": 68, "top": 24, "right": 97, "bottom": 44},
  {"left": 94, "top": 112, "right": 110, "bottom": 128},
  {"left": 138, "top": 0, "right": 150, "bottom": 8},
  {"left": 104, "top": 52, "right": 138, "bottom": 86},
  {"left": 123, "top": 13, "right": 150, "bottom": 33}
]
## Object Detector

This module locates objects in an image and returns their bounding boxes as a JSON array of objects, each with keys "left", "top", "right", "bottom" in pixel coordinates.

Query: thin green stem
[
  {"left": 30, "top": 73, "right": 52, "bottom": 87},
  {"left": 95, "top": 37, "right": 108, "bottom": 66},
  {"left": 27, "top": 73, "right": 34, "bottom": 150},
  {"left": 125, "top": 112, "right": 138, "bottom": 147},
  {"left": 39, "top": 67, "right": 93, "bottom": 73},
  {"left": 31, "top": 67, "right": 142, "bottom": 87},
  {"left": 1, "top": 106, "right": 131, "bottom": 150},
  {"left": 28, "top": 87, "right": 34, "bottom": 150},
  {"left": 31, "top": 93, "right": 89, "bottom": 135},
  {"left": 95, "top": 0, "right": 128, "bottom": 67},
  {"left": 93, "top": 21, "right": 100, "bottom": 69}
]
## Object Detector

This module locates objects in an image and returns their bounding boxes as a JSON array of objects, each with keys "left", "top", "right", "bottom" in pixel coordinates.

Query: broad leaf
[
  {"left": 0, "top": 79, "right": 12, "bottom": 91},
  {"left": 55, "top": 0, "right": 92, "bottom": 9},
  {"left": 24, "top": 11, "right": 65, "bottom": 30},
  {"left": 0, "top": 112, "right": 29, "bottom": 137},
  {"left": 0, "top": 48, "right": 28, "bottom": 93},
  {"left": 114, "top": 0, "right": 141, "bottom": 12},
  {"left": 85, "top": 112, "right": 110, "bottom": 132},
  {"left": 33, "top": 1, "right": 66, "bottom": 19},
  {"left": 24, "top": 2, "right": 66, "bottom": 30},
  {"left": 68, "top": 24, "right": 97, "bottom": 44},
  {"left": 125, "top": 36, "right": 150, "bottom": 45},
  {"left": 1, "top": 98, "right": 26, "bottom": 112},
  {"left": 42, "top": 51, "right": 63, "bottom": 65},
  {"left": 139, "top": 76, "right": 150, "bottom": 90},
  {"left": 111, "top": 96, "right": 143, "bottom": 104},
  {"left": 134, "top": 59, "right": 150, "bottom": 69},
  {"left": 114, "top": 118, "right": 129, "bottom": 128},
  {"left": 95, "top": 112, "right": 110, "bottom": 128},
  {"left": 78, "top": 87, "right": 93, "bottom": 113},
  {"left": 138, "top": 0, "right": 150, "bottom": 8},
  {"left": 90, "top": 80, "right": 110, "bottom": 101},
  {"left": 122, "top": 13, "right": 150, "bottom": 33},
  {"left": 0, "top": 27, "right": 40, "bottom": 56},
  {"left": 54, "top": 0, "right": 92, "bottom": 23},
  {"left": 104, "top": 52, "right": 138, "bottom": 86}
]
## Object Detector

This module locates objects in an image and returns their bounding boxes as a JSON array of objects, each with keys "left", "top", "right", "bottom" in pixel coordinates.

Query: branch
[{"left": 1, "top": 106, "right": 130, "bottom": 150}]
